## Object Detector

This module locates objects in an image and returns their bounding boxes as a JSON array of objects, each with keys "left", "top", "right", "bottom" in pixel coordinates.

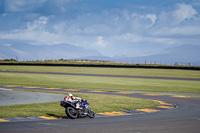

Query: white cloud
[
  {"left": 2, "top": 0, "right": 80, "bottom": 13},
  {"left": 0, "top": 17, "right": 92, "bottom": 46},
  {"left": 27, "top": 16, "right": 48, "bottom": 31},
  {"left": 157, "top": 3, "right": 198, "bottom": 26},
  {"left": 111, "top": 33, "right": 177, "bottom": 46},
  {"left": 173, "top": 3, "right": 197, "bottom": 24},
  {"left": 0, "top": 17, "right": 68, "bottom": 45},
  {"left": 3, "top": 0, "right": 46, "bottom": 12},
  {"left": 120, "top": 11, "right": 158, "bottom": 30},
  {"left": 93, "top": 36, "right": 108, "bottom": 48},
  {"left": 145, "top": 14, "right": 157, "bottom": 27},
  {"left": 153, "top": 2, "right": 200, "bottom": 44}
]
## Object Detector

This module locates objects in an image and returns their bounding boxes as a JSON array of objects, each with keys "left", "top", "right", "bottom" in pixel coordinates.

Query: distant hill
[
  {"left": 0, "top": 40, "right": 101, "bottom": 60},
  {"left": 81, "top": 45, "right": 200, "bottom": 65},
  {"left": 127, "top": 45, "right": 200, "bottom": 65},
  {"left": 1, "top": 39, "right": 199, "bottom": 66}
]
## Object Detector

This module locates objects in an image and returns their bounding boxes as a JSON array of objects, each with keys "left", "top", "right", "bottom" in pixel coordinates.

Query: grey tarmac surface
[
  {"left": 0, "top": 88, "right": 65, "bottom": 106},
  {"left": 0, "top": 88, "right": 200, "bottom": 133},
  {"left": 1, "top": 119, "right": 199, "bottom": 133}
]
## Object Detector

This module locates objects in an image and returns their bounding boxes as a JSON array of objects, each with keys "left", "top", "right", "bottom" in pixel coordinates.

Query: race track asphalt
[
  {"left": 0, "top": 88, "right": 65, "bottom": 106},
  {"left": 0, "top": 87, "right": 200, "bottom": 133}
]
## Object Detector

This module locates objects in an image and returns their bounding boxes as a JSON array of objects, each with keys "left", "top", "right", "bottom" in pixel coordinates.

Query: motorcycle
[{"left": 60, "top": 99, "right": 95, "bottom": 119}]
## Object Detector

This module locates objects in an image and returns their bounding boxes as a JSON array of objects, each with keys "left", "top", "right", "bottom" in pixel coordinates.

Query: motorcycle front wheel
[
  {"left": 65, "top": 107, "right": 78, "bottom": 119},
  {"left": 87, "top": 108, "right": 95, "bottom": 118}
]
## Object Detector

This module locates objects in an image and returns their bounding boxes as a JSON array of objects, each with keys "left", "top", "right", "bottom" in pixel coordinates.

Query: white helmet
[{"left": 67, "top": 93, "right": 73, "bottom": 97}]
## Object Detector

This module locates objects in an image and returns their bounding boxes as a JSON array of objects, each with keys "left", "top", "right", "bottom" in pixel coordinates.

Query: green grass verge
[
  {"left": 0, "top": 73, "right": 200, "bottom": 93},
  {"left": 0, "top": 92, "right": 159, "bottom": 118},
  {"left": 1, "top": 65, "right": 200, "bottom": 78}
]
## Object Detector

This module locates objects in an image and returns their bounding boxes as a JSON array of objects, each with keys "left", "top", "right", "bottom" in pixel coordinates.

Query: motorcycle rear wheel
[
  {"left": 65, "top": 107, "right": 78, "bottom": 119},
  {"left": 87, "top": 108, "right": 95, "bottom": 118}
]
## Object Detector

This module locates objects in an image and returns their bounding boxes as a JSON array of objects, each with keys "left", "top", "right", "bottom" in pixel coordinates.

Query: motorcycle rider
[{"left": 64, "top": 93, "right": 82, "bottom": 109}]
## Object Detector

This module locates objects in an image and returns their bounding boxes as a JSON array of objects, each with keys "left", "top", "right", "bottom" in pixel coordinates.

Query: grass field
[
  {"left": 0, "top": 92, "right": 159, "bottom": 118},
  {"left": 0, "top": 72, "right": 200, "bottom": 93},
  {"left": 1, "top": 65, "right": 200, "bottom": 78}
]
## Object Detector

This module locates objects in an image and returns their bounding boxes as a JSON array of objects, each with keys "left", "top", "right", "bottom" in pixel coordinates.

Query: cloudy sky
[{"left": 0, "top": 0, "right": 200, "bottom": 58}]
